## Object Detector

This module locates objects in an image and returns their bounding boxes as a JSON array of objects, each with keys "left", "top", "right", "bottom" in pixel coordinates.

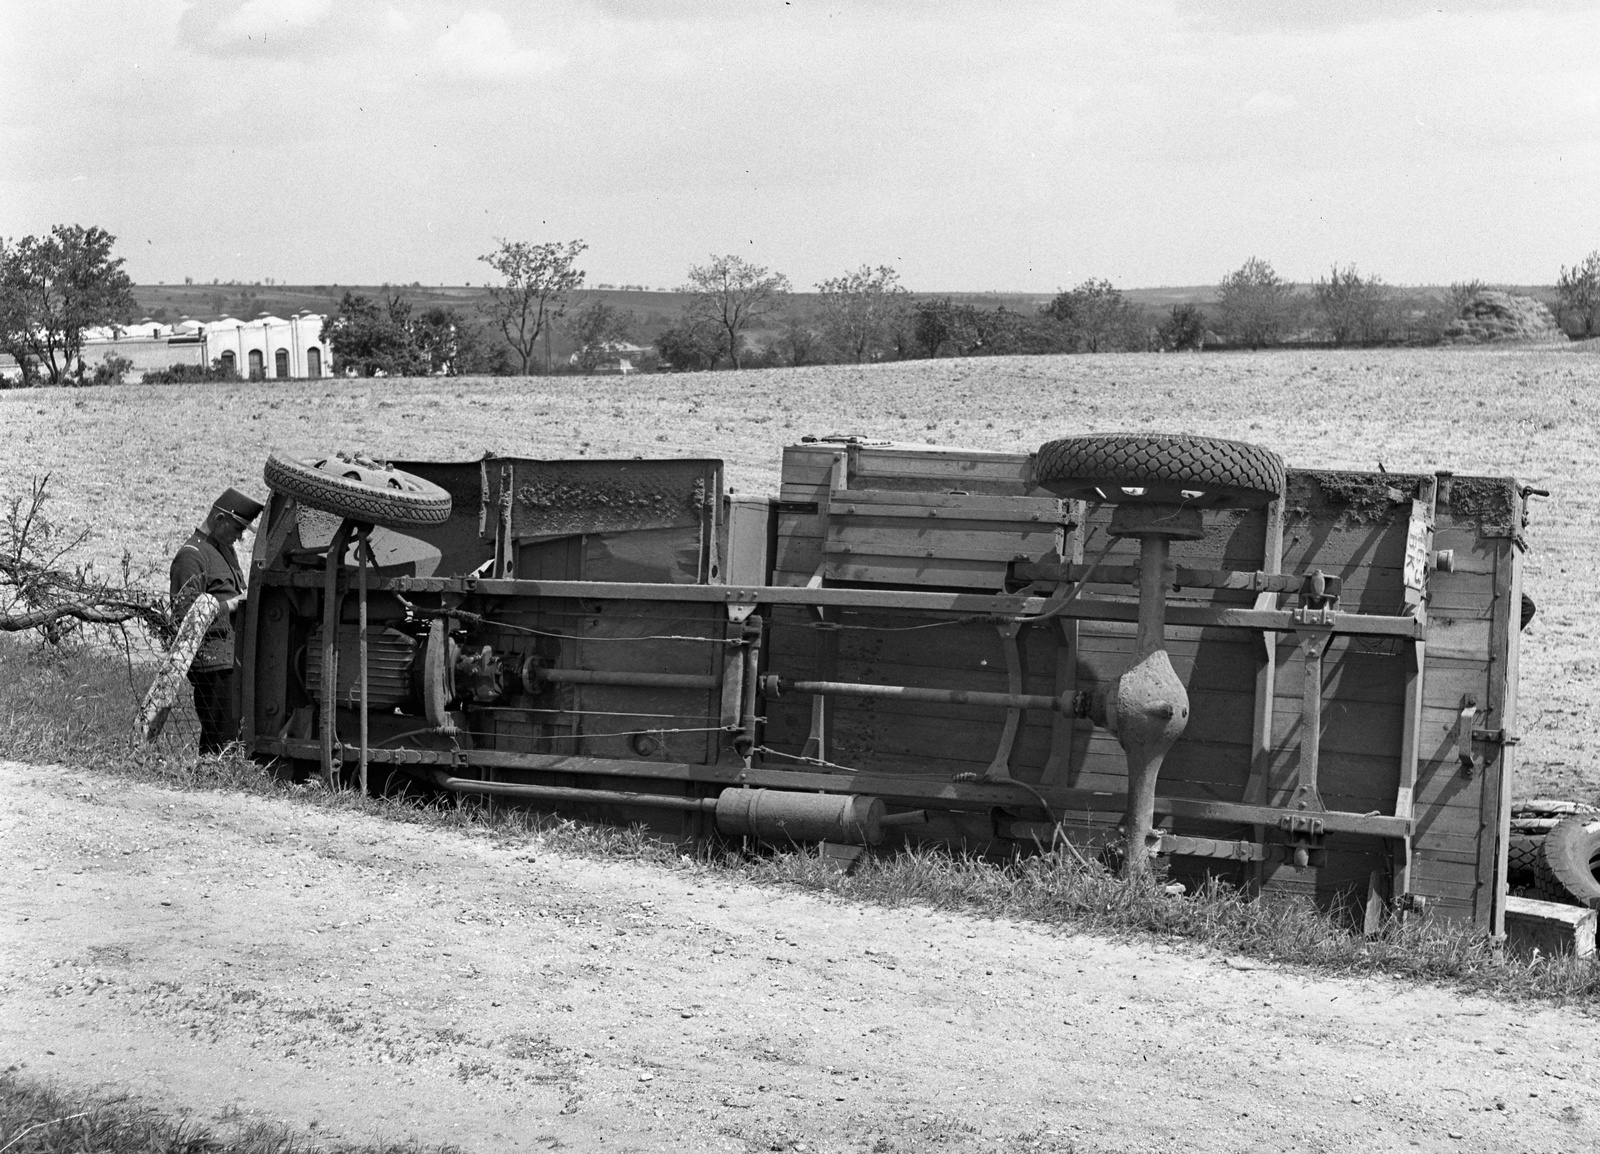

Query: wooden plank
[
  {"left": 1397, "top": 640, "right": 1424, "bottom": 826},
  {"left": 827, "top": 517, "right": 1063, "bottom": 542},
  {"left": 1425, "top": 616, "right": 1494, "bottom": 660},
  {"left": 850, "top": 446, "right": 1034, "bottom": 485},
  {"left": 822, "top": 556, "right": 1010, "bottom": 590},
  {"left": 1480, "top": 538, "right": 1518, "bottom": 934},
  {"left": 825, "top": 536, "right": 1061, "bottom": 564},
  {"left": 1245, "top": 496, "right": 1284, "bottom": 893},
  {"left": 829, "top": 489, "right": 1064, "bottom": 515}
]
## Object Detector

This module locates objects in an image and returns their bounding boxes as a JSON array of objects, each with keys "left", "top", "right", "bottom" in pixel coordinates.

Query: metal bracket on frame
[
  {"left": 1456, "top": 694, "right": 1481, "bottom": 778},
  {"left": 982, "top": 621, "right": 1025, "bottom": 783},
  {"left": 1279, "top": 814, "right": 1327, "bottom": 870},
  {"left": 1287, "top": 629, "right": 1332, "bottom": 815}
]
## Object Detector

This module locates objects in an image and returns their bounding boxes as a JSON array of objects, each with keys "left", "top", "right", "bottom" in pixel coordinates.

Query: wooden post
[
  {"left": 1246, "top": 496, "right": 1283, "bottom": 893},
  {"left": 320, "top": 519, "right": 353, "bottom": 788},
  {"left": 1479, "top": 535, "right": 1521, "bottom": 935},
  {"left": 358, "top": 527, "right": 370, "bottom": 796},
  {"left": 1395, "top": 477, "right": 1437, "bottom": 912},
  {"left": 1041, "top": 502, "right": 1085, "bottom": 789}
]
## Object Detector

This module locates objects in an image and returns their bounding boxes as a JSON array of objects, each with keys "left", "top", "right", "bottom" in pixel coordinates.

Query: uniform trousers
[{"left": 189, "top": 668, "right": 239, "bottom": 755}]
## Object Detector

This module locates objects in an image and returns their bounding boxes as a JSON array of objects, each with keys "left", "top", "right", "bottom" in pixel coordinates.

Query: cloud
[
  {"left": 218, "top": 0, "right": 332, "bottom": 39},
  {"left": 434, "top": 11, "right": 564, "bottom": 77},
  {"left": 1234, "top": 90, "right": 1299, "bottom": 118},
  {"left": 179, "top": 0, "right": 335, "bottom": 57}
]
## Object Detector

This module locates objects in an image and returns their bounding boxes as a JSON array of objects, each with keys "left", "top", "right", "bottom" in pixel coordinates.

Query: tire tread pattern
[
  {"left": 1535, "top": 815, "right": 1600, "bottom": 908},
  {"left": 1034, "top": 433, "right": 1286, "bottom": 504},
  {"left": 263, "top": 452, "right": 452, "bottom": 529}
]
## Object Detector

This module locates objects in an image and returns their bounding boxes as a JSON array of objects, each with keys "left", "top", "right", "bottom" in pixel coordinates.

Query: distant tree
[
  {"left": 815, "top": 264, "right": 910, "bottom": 363},
  {"left": 1041, "top": 279, "right": 1146, "bottom": 352},
  {"left": 1555, "top": 251, "right": 1600, "bottom": 338},
  {"left": 1216, "top": 257, "right": 1296, "bottom": 349},
  {"left": 965, "top": 306, "right": 1026, "bottom": 356},
  {"left": 479, "top": 239, "right": 587, "bottom": 374},
  {"left": 0, "top": 224, "right": 136, "bottom": 385},
  {"left": 912, "top": 297, "right": 962, "bottom": 357},
  {"left": 1445, "top": 280, "right": 1489, "bottom": 316},
  {"left": 323, "top": 292, "right": 402, "bottom": 376},
  {"left": 682, "top": 255, "right": 790, "bottom": 369},
  {"left": 654, "top": 322, "right": 721, "bottom": 371},
  {"left": 564, "top": 298, "right": 635, "bottom": 372},
  {"left": 914, "top": 298, "right": 1031, "bottom": 357},
  {"left": 1312, "top": 264, "right": 1388, "bottom": 346},
  {"left": 774, "top": 313, "right": 824, "bottom": 367},
  {"left": 1156, "top": 303, "right": 1206, "bottom": 351},
  {"left": 325, "top": 294, "right": 489, "bottom": 377},
  {"left": 412, "top": 306, "right": 490, "bottom": 376}
]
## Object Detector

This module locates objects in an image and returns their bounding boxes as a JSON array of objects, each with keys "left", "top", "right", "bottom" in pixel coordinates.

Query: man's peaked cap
[{"left": 212, "top": 487, "right": 264, "bottom": 524}]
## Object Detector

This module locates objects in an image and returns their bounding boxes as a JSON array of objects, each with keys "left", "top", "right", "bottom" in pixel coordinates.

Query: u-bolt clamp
[{"left": 1278, "top": 814, "right": 1326, "bottom": 870}]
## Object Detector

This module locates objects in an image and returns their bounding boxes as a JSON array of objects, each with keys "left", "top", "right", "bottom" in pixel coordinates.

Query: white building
[
  {"left": 68, "top": 312, "right": 332, "bottom": 381},
  {"left": 196, "top": 312, "right": 330, "bottom": 379}
]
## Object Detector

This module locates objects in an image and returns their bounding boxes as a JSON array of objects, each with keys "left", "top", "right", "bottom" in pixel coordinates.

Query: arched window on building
[
  {"left": 248, "top": 349, "right": 264, "bottom": 380},
  {"left": 219, "top": 350, "right": 236, "bottom": 376},
  {"left": 307, "top": 347, "right": 322, "bottom": 378},
  {"left": 274, "top": 348, "right": 289, "bottom": 379}
]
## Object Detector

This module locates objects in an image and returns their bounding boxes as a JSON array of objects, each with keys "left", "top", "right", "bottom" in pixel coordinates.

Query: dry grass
[
  {"left": 0, "top": 1068, "right": 459, "bottom": 1154},
  {"left": 3, "top": 344, "right": 1597, "bottom": 798}
]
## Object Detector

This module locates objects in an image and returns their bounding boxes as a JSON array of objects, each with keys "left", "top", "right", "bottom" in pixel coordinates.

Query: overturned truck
[{"left": 241, "top": 435, "right": 1532, "bottom": 933}]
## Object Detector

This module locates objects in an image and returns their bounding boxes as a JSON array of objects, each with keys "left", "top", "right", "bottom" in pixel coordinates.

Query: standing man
[{"left": 170, "top": 487, "right": 264, "bottom": 754}]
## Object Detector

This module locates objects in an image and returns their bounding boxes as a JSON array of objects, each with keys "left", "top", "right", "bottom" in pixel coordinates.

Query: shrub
[
  {"left": 1157, "top": 303, "right": 1206, "bottom": 351},
  {"left": 141, "top": 358, "right": 239, "bottom": 385},
  {"left": 87, "top": 352, "right": 134, "bottom": 387},
  {"left": 1040, "top": 279, "right": 1148, "bottom": 352},
  {"left": 1216, "top": 257, "right": 1298, "bottom": 348}
]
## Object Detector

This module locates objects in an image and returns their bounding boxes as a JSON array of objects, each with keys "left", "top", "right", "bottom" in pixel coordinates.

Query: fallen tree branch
[
  {"left": 0, "top": 602, "right": 159, "bottom": 632},
  {"left": 2, "top": 475, "right": 176, "bottom": 645}
]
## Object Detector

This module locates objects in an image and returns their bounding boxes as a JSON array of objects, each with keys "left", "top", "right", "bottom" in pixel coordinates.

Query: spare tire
[
  {"left": 1034, "top": 433, "right": 1285, "bottom": 508},
  {"left": 264, "top": 450, "right": 451, "bottom": 529},
  {"left": 1535, "top": 814, "right": 1600, "bottom": 908}
]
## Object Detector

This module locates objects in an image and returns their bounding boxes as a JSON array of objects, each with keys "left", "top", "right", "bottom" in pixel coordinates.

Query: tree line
[{"left": 5, "top": 222, "right": 1600, "bottom": 385}]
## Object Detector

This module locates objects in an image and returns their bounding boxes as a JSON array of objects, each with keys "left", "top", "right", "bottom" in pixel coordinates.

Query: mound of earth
[{"left": 1444, "top": 291, "right": 1568, "bottom": 344}]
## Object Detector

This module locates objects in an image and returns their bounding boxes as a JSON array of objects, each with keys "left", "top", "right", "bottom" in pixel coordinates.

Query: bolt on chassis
[{"left": 241, "top": 435, "right": 1533, "bottom": 932}]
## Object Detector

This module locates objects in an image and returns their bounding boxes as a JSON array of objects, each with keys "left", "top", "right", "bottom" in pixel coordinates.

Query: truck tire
[
  {"left": 1534, "top": 815, "right": 1600, "bottom": 907},
  {"left": 264, "top": 451, "right": 452, "bottom": 529},
  {"left": 1507, "top": 835, "right": 1543, "bottom": 886},
  {"left": 1033, "top": 433, "right": 1286, "bottom": 508}
]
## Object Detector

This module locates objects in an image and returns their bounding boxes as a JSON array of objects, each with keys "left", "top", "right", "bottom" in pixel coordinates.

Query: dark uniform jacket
[{"left": 170, "top": 531, "right": 244, "bottom": 672}]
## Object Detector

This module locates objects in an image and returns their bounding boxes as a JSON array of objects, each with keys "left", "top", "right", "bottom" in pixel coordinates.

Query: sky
[{"left": 3, "top": 0, "right": 1597, "bottom": 292}]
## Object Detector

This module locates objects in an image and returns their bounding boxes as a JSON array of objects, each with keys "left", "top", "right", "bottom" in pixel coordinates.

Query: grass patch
[
  {"left": 4, "top": 631, "right": 1598, "bottom": 1008},
  {"left": 0, "top": 1068, "right": 458, "bottom": 1154},
  {"left": 0, "top": 633, "right": 248, "bottom": 790},
  {"left": 743, "top": 845, "right": 1600, "bottom": 1003}
]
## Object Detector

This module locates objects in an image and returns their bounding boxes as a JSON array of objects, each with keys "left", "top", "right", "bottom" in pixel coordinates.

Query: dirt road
[{"left": 1, "top": 760, "right": 1595, "bottom": 1153}]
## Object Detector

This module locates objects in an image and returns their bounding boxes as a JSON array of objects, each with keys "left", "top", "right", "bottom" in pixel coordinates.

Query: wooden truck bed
[{"left": 243, "top": 438, "right": 1524, "bottom": 932}]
